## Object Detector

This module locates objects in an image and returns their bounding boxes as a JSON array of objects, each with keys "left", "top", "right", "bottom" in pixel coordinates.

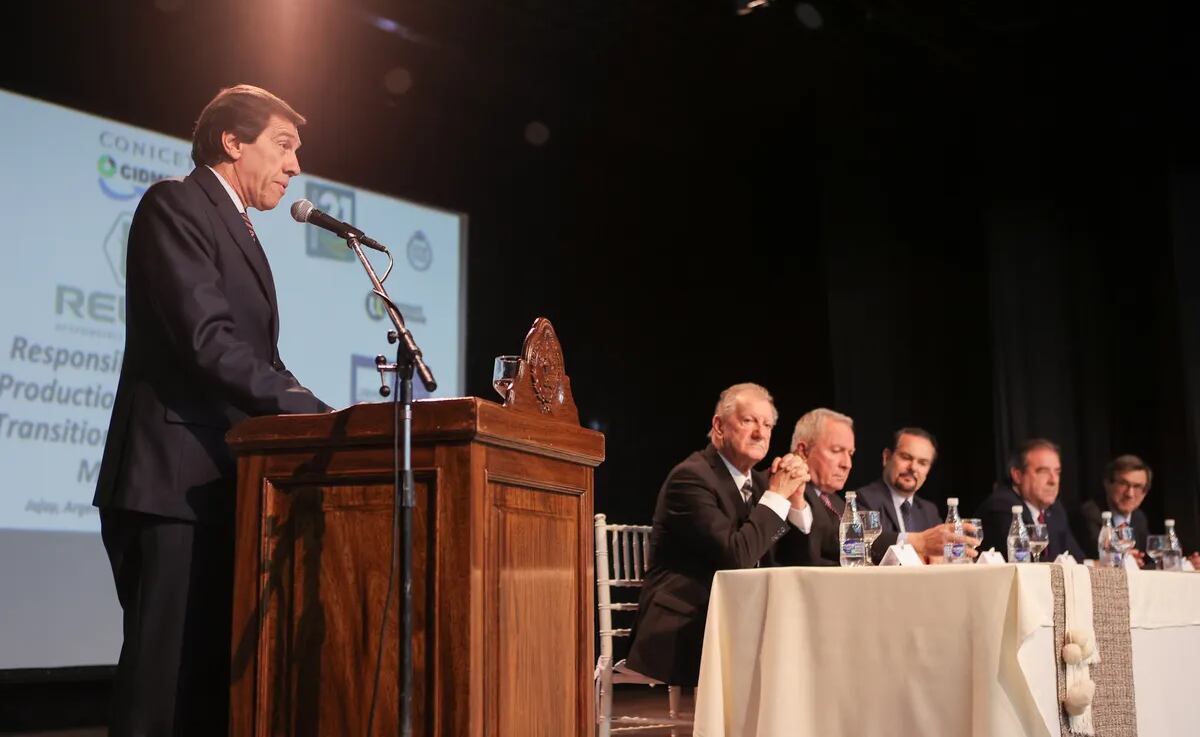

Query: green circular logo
[
  {"left": 97, "top": 155, "right": 116, "bottom": 178},
  {"left": 365, "top": 291, "right": 387, "bottom": 321}
]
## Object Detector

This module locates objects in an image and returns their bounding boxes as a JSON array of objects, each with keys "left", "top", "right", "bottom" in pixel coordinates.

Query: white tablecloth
[{"left": 693, "top": 565, "right": 1200, "bottom": 737}]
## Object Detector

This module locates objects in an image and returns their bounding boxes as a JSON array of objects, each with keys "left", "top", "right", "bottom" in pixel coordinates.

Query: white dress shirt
[{"left": 207, "top": 165, "right": 246, "bottom": 213}]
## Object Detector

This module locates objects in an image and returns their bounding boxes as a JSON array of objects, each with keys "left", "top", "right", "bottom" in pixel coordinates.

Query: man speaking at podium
[{"left": 93, "top": 85, "right": 331, "bottom": 736}]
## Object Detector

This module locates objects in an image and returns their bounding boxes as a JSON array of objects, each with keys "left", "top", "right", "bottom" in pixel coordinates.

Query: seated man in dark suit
[
  {"left": 625, "top": 383, "right": 812, "bottom": 687},
  {"left": 1078, "top": 454, "right": 1152, "bottom": 566},
  {"left": 788, "top": 407, "right": 856, "bottom": 566},
  {"left": 975, "top": 438, "right": 1085, "bottom": 561},
  {"left": 855, "top": 427, "right": 966, "bottom": 563}
]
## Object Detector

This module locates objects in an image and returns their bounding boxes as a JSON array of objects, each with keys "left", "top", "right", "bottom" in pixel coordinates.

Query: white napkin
[
  {"left": 879, "top": 544, "right": 924, "bottom": 566},
  {"left": 976, "top": 549, "right": 1007, "bottom": 565}
]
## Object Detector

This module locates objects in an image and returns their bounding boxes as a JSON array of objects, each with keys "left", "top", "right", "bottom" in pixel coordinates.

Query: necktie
[
  {"left": 741, "top": 480, "right": 754, "bottom": 506},
  {"left": 236, "top": 210, "right": 280, "bottom": 342},
  {"left": 1037, "top": 509, "right": 1046, "bottom": 524},
  {"left": 743, "top": 480, "right": 762, "bottom": 567},
  {"left": 241, "top": 212, "right": 258, "bottom": 242},
  {"left": 818, "top": 492, "right": 839, "bottom": 519},
  {"left": 900, "top": 499, "right": 913, "bottom": 532}
]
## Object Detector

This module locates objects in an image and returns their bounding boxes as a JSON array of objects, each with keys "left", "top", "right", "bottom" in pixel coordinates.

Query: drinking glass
[
  {"left": 1145, "top": 534, "right": 1167, "bottom": 570},
  {"left": 859, "top": 510, "right": 882, "bottom": 566},
  {"left": 1027, "top": 523, "right": 1049, "bottom": 562},
  {"left": 963, "top": 518, "right": 983, "bottom": 546},
  {"left": 962, "top": 518, "right": 983, "bottom": 563},
  {"left": 1113, "top": 524, "right": 1136, "bottom": 561},
  {"left": 492, "top": 355, "right": 520, "bottom": 400}
]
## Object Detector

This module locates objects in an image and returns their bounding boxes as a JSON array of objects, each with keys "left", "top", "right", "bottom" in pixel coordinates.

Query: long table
[{"left": 693, "top": 565, "right": 1200, "bottom": 737}]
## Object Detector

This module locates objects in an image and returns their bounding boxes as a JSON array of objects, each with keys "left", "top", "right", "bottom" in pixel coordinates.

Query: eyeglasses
[{"left": 1111, "top": 480, "right": 1147, "bottom": 492}]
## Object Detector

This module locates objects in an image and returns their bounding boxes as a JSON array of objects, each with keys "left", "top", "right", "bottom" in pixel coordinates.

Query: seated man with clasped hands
[{"left": 625, "top": 382, "right": 813, "bottom": 687}]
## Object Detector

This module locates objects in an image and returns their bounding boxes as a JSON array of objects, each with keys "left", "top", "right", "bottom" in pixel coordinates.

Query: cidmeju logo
[
  {"left": 95, "top": 131, "right": 188, "bottom": 202},
  {"left": 96, "top": 154, "right": 174, "bottom": 202}
]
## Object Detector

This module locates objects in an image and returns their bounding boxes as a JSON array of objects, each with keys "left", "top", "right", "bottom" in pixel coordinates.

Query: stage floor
[{"left": 9, "top": 685, "right": 695, "bottom": 737}]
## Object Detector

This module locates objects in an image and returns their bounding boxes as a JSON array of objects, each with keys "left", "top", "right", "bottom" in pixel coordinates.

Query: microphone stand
[{"left": 346, "top": 234, "right": 436, "bottom": 737}]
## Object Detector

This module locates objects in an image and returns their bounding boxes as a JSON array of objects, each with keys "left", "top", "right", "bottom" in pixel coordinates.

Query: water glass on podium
[{"left": 492, "top": 355, "right": 520, "bottom": 400}]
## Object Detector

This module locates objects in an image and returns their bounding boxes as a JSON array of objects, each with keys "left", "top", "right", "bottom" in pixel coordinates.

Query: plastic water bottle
[
  {"left": 1007, "top": 505, "right": 1031, "bottom": 563},
  {"left": 1097, "top": 511, "right": 1122, "bottom": 567},
  {"left": 943, "top": 497, "right": 967, "bottom": 564},
  {"left": 839, "top": 491, "right": 867, "bottom": 567},
  {"left": 1163, "top": 518, "right": 1183, "bottom": 571}
]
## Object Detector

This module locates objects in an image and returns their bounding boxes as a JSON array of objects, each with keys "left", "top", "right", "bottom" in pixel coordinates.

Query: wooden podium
[{"left": 226, "top": 320, "right": 603, "bottom": 736}]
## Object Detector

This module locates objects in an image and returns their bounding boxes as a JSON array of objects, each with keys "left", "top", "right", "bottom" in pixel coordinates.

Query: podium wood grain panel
[
  {"left": 227, "top": 398, "right": 602, "bottom": 737},
  {"left": 256, "top": 479, "right": 431, "bottom": 737},
  {"left": 489, "top": 483, "right": 579, "bottom": 737}
]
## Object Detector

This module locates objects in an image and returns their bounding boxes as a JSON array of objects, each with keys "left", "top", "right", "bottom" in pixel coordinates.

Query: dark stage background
[{"left": 3, "top": 0, "right": 1200, "bottom": 729}]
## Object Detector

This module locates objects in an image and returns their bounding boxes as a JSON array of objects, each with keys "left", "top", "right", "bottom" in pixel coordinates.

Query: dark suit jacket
[
  {"left": 1077, "top": 499, "right": 1150, "bottom": 559},
  {"left": 94, "top": 166, "right": 330, "bottom": 524},
  {"left": 854, "top": 478, "right": 941, "bottom": 562},
  {"left": 974, "top": 485, "right": 1085, "bottom": 561},
  {"left": 625, "top": 444, "right": 812, "bottom": 686}
]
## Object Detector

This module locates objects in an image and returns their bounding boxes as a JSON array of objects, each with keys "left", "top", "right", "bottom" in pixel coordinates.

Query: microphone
[{"left": 290, "top": 199, "right": 389, "bottom": 253}]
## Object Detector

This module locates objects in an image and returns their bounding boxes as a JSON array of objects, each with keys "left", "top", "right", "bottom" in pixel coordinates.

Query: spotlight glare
[
  {"left": 735, "top": 0, "right": 771, "bottom": 16},
  {"left": 373, "top": 16, "right": 400, "bottom": 34}
]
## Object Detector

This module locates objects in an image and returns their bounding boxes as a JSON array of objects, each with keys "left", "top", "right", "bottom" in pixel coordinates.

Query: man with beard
[{"left": 854, "top": 427, "right": 955, "bottom": 563}]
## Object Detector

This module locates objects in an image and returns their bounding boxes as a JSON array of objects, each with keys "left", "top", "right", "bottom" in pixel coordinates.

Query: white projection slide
[{"left": 0, "top": 88, "right": 466, "bottom": 535}]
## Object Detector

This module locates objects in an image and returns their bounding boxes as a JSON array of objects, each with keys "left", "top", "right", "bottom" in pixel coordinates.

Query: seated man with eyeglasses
[{"left": 1077, "top": 454, "right": 1152, "bottom": 566}]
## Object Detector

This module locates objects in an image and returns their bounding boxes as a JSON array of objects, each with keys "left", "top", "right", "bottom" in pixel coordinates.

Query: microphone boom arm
[{"left": 347, "top": 234, "right": 437, "bottom": 392}]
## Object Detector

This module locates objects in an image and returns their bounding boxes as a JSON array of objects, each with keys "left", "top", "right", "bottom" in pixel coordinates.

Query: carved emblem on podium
[
  {"left": 528, "top": 326, "right": 563, "bottom": 412},
  {"left": 504, "top": 317, "right": 579, "bottom": 424}
]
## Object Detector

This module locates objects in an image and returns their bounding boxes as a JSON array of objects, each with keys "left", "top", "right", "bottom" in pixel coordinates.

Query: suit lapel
[
  {"left": 806, "top": 483, "right": 841, "bottom": 562},
  {"left": 189, "top": 168, "right": 280, "bottom": 325},
  {"left": 808, "top": 483, "right": 841, "bottom": 521},
  {"left": 1000, "top": 487, "right": 1033, "bottom": 525},
  {"left": 703, "top": 446, "right": 748, "bottom": 519},
  {"left": 874, "top": 485, "right": 902, "bottom": 533},
  {"left": 1046, "top": 504, "right": 1071, "bottom": 557},
  {"left": 917, "top": 499, "right": 940, "bottom": 532}
]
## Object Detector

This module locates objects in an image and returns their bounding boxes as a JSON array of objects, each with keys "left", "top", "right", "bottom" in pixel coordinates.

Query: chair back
[
  {"left": 593, "top": 514, "right": 653, "bottom": 661},
  {"left": 594, "top": 515, "right": 688, "bottom": 735}
]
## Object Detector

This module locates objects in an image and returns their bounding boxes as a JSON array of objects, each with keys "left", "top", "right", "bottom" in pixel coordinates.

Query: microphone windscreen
[{"left": 290, "top": 199, "right": 314, "bottom": 223}]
